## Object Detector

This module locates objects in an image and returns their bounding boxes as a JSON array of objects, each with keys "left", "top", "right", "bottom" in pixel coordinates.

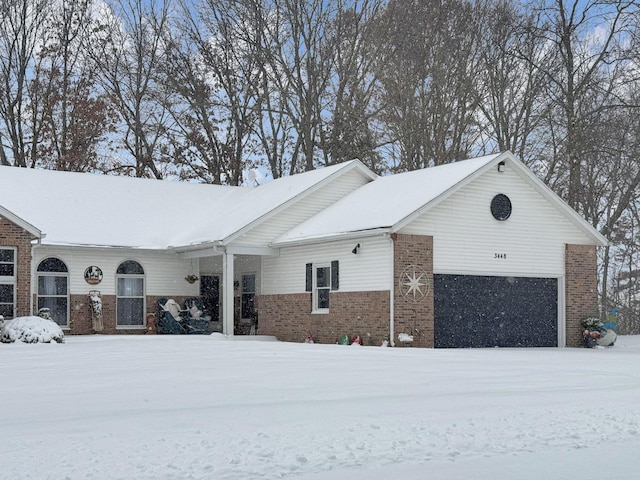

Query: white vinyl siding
[
  {"left": 31, "top": 247, "right": 200, "bottom": 297},
  {"left": 234, "top": 169, "right": 373, "bottom": 246},
  {"left": 399, "top": 164, "right": 593, "bottom": 276},
  {"left": 261, "top": 236, "right": 391, "bottom": 295}
]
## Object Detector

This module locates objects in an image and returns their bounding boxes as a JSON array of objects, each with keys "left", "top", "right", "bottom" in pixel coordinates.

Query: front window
[
  {"left": 116, "top": 260, "right": 145, "bottom": 327},
  {"left": 314, "top": 265, "right": 331, "bottom": 312},
  {"left": 241, "top": 273, "right": 256, "bottom": 319},
  {"left": 37, "top": 258, "right": 69, "bottom": 327},
  {"left": 0, "top": 247, "right": 16, "bottom": 319}
]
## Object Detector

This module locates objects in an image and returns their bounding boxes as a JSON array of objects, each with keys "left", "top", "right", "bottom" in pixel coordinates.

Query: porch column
[{"left": 222, "top": 251, "right": 234, "bottom": 336}]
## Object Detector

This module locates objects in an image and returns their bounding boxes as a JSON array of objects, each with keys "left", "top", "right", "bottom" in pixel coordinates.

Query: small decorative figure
[{"left": 89, "top": 290, "right": 104, "bottom": 332}]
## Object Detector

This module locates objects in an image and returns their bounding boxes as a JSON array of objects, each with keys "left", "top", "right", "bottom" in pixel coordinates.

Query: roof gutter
[
  {"left": 171, "top": 241, "right": 225, "bottom": 259},
  {"left": 271, "top": 227, "right": 392, "bottom": 248}
]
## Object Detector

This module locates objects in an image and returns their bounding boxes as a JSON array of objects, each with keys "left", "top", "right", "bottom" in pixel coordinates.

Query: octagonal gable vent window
[{"left": 491, "top": 194, "right": 512, "bottom": 221}]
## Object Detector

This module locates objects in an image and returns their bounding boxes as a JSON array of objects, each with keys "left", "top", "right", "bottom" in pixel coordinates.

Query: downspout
[{"left": 389, "top": 234, "right": 395, "bottom": 347}]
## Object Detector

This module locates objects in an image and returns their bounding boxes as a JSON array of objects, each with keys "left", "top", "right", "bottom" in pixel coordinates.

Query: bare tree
[
  {"left": 373, "top": 0, "right": 483, "bottom": 171},
  {"left": 527, "top": 0, "right": 637, "bottom": 209},
  {"left": 0, "top": 0, "right": 50, "bottom": 167},
  {"left": 30, "top": 0, "right": 117, "bottom": 172},
  {"left": 87, "top": 0, "right": 172, "bottom": 178},
  {"left": 161, "top": 0, "right": 265, "bottom": 185},
  {"left": 475, "top": 0, "right": 552, "bottom": 164},
  {"left": 324, "top": 0, "right": 385, "bottom": 172},
  {"left": 262, "top": 0, "right": 337, "bottom": 173}
]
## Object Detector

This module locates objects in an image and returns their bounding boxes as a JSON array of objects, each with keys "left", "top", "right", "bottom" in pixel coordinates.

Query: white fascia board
[
  {"left": 0, "top": 205, "right": 42, "bottom": 239},
  {"left": 392, "top": 151, "right": 608, "bottom": 247},
  {"left": 39, "top": 244, "right": 179, "bottom": 254},
  {"left": 271, "top": 227, "right": 392, "bottom": 248},
  {"left": 221, "top": 160, "right": 378, "bottom": 246},
  {"left": 504, "top": 154, "right": 609, "bottom": 247},
  {"left": 226, "top": 245, "right": 280, "bottom": 256},
  {"left": 173, "top": 243, "right": 278, "bottom": 258}
]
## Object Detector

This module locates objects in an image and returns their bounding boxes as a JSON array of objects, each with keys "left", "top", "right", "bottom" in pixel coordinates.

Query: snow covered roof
[
  {"left": 274, "top": 153, "right": 503, "bottom": 245},
  {"left": 274, "top": 152, "right": 608, "bottom": 247},
  {"left": 0, "top": 205, "right": 41, "bottom": 238},
  {"left": 0, "top": 152, "right": 606, "bottom": 250},
  {"left": 0, "top": 160, "right": 367, "bottom": 249}
]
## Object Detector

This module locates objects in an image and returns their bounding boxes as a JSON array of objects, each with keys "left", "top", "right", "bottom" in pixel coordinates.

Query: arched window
[
  {"left": 116, "top": 260, "right": 145, "bottom": 327},
  {"left": 37, "top": 258, "right": 69, "bottom": 327}
]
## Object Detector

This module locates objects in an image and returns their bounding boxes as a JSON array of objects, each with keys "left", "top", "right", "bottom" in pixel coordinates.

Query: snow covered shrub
[{"left": 0, "top": 316, "right": 65, "bottom": 344}]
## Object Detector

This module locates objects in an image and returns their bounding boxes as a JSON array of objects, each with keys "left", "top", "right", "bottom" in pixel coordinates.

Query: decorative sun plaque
[{"left": 398, "top": 264, "right": 431, "bottom": 304}]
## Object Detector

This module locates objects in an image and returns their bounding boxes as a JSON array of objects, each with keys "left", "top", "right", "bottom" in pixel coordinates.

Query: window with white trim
[
  {"left": 37, "top": 258, "right": 69, "bottom": 327},
  {"left": 306, "top": 261, "right": 339, "bottom": 313},
  {"left": 116, "top": 260, "right": 145, "bottom": 327},
  {"left": 0, "top": 247, "right": 16, "bottom": 319}
]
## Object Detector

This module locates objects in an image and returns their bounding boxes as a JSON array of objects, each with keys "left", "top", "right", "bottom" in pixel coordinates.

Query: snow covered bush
[{"left": 0, "top": 316, "right": 65, "bottom": 344}]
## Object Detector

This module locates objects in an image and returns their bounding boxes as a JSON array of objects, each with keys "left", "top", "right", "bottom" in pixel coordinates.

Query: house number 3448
[{"left": 494, "top": 253, "right": 507, "bottom": 259}]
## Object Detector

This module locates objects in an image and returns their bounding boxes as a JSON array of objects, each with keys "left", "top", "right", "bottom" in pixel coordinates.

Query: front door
[{"left": 200, "top": 275, "right": 220, "bottom": 322}]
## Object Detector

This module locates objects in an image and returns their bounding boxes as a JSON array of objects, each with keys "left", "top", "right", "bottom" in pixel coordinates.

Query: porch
[{"left": 174, "top": 244, "right": 276, "bottom": 336}]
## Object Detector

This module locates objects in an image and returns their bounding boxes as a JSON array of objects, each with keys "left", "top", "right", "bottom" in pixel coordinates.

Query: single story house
[{"left": 0, "top": 151, "right": 607, "bottom": 347}]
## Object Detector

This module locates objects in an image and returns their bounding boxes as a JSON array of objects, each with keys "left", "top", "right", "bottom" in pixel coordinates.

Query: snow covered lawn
[{"left": 1, "top": 335, "right": 639, "bottom": 480}]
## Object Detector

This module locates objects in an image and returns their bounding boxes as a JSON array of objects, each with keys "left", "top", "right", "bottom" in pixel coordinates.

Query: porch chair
[
  {"left": 156, "top": 298, "right": 187, "bottom": 334},
  {"left": 183, "top": 297, "right": 211, "bottom": 334}
]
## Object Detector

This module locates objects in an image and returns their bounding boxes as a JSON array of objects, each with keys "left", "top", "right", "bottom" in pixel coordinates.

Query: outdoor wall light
[
  {"left": 352, "top": 243, "right": 361, "bottom": 255},
  {"left": 497, "top": 161, "right": 506, "bottom": 172}
]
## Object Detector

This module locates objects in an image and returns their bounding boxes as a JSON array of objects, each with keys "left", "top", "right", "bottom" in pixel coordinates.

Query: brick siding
[
  {"left": 0, "top": 215, "right": 37, "bottom": 318},
  {"left": 257, "top": 290, "right": 390, "bottom": 345},
  {"left": 64, "top": 294, "right": 192, "bottom": 335},
  {"left": 565, "top": 244, "right": 599, "bottom": 347},
  {"left": 392, "top": 234, "right": 434, "bottom": 348}
]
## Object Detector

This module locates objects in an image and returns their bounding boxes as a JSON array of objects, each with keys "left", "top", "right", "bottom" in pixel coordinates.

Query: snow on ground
[{"left": 1, "top": 335, "right": 639, "bottom": 480}]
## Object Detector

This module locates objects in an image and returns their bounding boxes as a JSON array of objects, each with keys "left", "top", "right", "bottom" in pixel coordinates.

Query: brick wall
[
  {"left": 257, "top": 290, "right": 390, "bottom": 345},
  {"left": 565, "top": 244, "right": 599, "bottom": 347},
  {"left": 64, "top": 294, "right": 192, "bottom": 335},
  {"left": 0, "top": 215, "right": 36, "bottom": 318},
  {"left": 393, "top": 234, "right": 434, "bottom": 348}
]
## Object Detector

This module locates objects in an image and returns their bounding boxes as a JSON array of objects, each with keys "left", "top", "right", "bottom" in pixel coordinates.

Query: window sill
[
  {"left": 116, "top": 325, "right": 146, "bottom": 330},
  {"left": 311, "top": 309, "right": 329, "bottom": 315}
]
